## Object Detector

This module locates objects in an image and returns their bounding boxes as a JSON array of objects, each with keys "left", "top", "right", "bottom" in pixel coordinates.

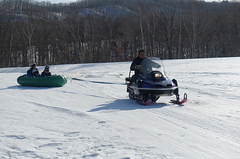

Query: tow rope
[{"left": 72, "top": 78, "right": 125, "bottom": 85}]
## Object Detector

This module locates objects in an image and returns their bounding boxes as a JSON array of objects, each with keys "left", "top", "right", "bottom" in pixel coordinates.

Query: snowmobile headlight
[{"left": 154, "top": 73, "right": 162, "bottom": 78}]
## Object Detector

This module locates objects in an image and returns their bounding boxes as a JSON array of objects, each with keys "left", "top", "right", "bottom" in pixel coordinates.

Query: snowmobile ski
[
  {"left": 136, "top": 99, "right": 152, "bottom": 105},
  {"left": 170, "top": 93, "right": 188, "bottom": 104}
]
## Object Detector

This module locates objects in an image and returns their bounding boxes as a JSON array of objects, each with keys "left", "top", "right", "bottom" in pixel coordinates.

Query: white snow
[{"left": 0, "top": 57, "right": 240, "bottom": 158}]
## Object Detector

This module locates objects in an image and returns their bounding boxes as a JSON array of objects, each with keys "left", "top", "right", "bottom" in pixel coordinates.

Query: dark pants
[
  {"left": 172, "top": 79, "right": 179, "bottom": 101},
  {"left": 130, "top": 74, "right": 137, "bottom": 85}
]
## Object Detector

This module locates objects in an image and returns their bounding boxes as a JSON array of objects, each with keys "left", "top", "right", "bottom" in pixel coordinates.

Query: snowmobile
[{"left": 125, "top": 57, "right": 187, "bottom": 105}]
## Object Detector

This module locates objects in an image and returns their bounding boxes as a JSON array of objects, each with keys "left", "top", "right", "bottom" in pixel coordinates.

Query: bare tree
[
  {"left": 183, "top": 2, "right": 210, "bottom": 58},
  {"left": 19, "top": 17, "right": 36, "bottom": 64},
  {"left": 157, "top": 7, "right": 178, "bottom": 59}
]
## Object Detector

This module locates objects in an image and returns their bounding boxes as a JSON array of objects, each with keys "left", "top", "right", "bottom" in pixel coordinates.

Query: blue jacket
[
  {"left": 41, "top": 71, "right": 51, "bottom": 77},
  {"left": 27, "top": 68, "right": 40, "bottom": 77},
  {"left": 27, "top": 68, "right": 33, "bottom": 76}
]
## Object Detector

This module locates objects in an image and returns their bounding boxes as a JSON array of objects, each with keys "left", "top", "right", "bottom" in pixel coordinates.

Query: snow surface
[{"left": 0, "top": 57, "right": 240, "bottom": 158}]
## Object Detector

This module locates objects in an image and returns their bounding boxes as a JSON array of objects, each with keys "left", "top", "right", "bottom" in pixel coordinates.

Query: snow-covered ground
[{"left": 0, "top": 57, "right": 240, "bottom": 158}]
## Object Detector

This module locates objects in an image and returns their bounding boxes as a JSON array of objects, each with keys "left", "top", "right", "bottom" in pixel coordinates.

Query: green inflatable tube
[{"left": 17, "top": 74, "right": 67, "bottom": 87}]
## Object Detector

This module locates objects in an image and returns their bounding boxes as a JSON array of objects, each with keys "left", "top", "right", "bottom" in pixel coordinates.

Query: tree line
[{"left": 0, "top": 0, "right": 240, "bottom": 68}]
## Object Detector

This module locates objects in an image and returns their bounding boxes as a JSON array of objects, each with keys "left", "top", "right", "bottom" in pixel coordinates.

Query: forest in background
[{"left": 0, "top": 0, "right": 240, "bottom": 68}]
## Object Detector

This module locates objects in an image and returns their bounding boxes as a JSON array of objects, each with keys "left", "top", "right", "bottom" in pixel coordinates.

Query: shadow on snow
[{"left": 88, "top": 99, "right": 171, "bottom": 112}]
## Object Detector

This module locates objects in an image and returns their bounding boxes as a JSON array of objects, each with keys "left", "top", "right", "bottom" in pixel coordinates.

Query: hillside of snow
[{"left": 0, "top": 57, "right": 240, "bottom": 158}]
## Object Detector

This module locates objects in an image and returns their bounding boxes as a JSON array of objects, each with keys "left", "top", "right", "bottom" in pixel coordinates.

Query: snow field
[{"left": 0, "top": 57, "right": 240, "bottom": 158}]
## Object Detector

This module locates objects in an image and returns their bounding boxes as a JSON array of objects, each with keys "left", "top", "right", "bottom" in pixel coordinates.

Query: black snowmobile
[{"left": 125, "top": 57, "right": 187, "bottom": 105}]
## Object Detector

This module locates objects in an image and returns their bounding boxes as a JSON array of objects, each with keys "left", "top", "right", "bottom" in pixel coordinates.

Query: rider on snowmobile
[{"left": 130, "top": 50, "right": 146, "bottom": 83}]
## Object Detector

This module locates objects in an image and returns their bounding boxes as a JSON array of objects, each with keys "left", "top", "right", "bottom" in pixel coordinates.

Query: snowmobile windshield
[{"left": 140, "top": 57, "right": 166, "bottom": 78}]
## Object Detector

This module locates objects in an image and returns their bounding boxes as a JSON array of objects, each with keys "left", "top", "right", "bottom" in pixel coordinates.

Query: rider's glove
[{"left": 134, "top": 65, "right": 142, "bottom": 70}]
